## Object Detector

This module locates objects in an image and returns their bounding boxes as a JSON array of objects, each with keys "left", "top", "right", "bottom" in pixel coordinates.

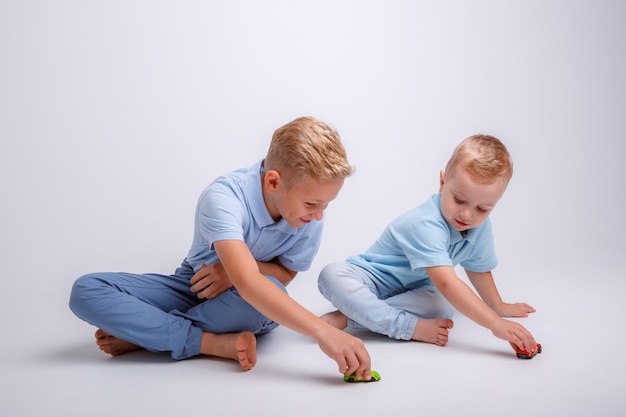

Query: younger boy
[
  {"left": 318, "top": 134, "right": 538, "bottom": 354},
  {"left": 70, "top": 116, "right": 372, "bottom": 379}
]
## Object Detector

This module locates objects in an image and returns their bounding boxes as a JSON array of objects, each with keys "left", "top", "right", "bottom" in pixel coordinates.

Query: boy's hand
[
  {"left": 190, "top": 262, "right": 233, "bottom": 299},
  {"left": 496, "top": 302, "right": 536, "bottom": 318},
  {"left": 317, "top": 326, "right": 372, "bottom": 381},
  {"left": 490, "top": 317, "right": 537, "bottom": 353}
]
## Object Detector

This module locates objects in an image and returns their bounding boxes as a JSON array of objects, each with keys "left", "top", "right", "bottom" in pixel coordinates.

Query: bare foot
[
  {"left": 95, "top": 329, "right": 142, "bottom": 356},
  {"left": 321, "top": 310, "right": 348, "bottom": 330},
  {"left": 200, "top": 331, "right": 257, "bottom": 371},
  {"left": 411, "top": 318, "right": 454, "bottom": 346}
]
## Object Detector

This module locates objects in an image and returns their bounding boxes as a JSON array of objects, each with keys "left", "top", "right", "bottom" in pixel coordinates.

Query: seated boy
[
  {"left": 318, "top": 134, "right": 538, "bottom": 355},
  {"left": 70, "top": 116, "right": 372, "bottom": 379}
]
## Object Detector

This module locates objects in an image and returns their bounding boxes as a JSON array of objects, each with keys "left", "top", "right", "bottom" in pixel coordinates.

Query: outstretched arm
[
  {"left": 465, "top": 269, "right": 536, "bottom": 318},
  {"left": 426, "top": 266, "right": 537, "bottom": 352},
  {"left": 214, "top": 239, "right": 372, "bottom": 379}
]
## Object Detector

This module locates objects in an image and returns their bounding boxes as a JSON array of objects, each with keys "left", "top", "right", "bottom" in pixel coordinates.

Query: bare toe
[
  {"left": 412, "top": 318, "right": 455, "bottom": 346},
  {"left": 94, "top": 329, "right": 141, "bottom": 356},
  {"left": 95, "top": 328, "right": 111, "bottom": 340},
  {"left": 200, "top": 331, "right": 258, "bottom": 371},
  {"left": 236, "top": 331, "right": 257, "bottom": 371}
]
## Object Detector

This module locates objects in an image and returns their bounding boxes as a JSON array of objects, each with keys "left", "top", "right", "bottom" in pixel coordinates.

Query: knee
[
  {"left": 317, "top": 262, "right": 344, "bottom": 295},
  {"left": 318, "top": 261, "right": 340, "bottom": 283},
  {"left": 68, "top": 273, "right": 103, "bottom": 317}
]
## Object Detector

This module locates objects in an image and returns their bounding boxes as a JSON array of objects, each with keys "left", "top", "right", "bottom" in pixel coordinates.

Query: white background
[{"left": 1, "top": 1, "right": 625, "bottom": 416}]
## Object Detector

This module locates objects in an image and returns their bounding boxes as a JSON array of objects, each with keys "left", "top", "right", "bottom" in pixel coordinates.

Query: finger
[
  {"left": 517, "top": 331, "right": 535, "bottom": 352},
  {"left": 352, "top": 362, "right": 371, "bottom": 381},
  {"left": 354, "top": 348, "right": 372, "bottom": 380},
  {"left": 200, "top": 282, "right": 228, "bottom": 299},
  {"left": 198, "top": 284, "right": 216, "bottom": 299},
  {"left": 190, "top": 278, "right": 211, "bottom": 293},
  {"left": 190, "top": 270, "right": 210, "bottom": 285},
  {"left": 518, "top": 336, "right": 528, "bottom": 351},
  {"left": 511, "top": 327, "right": 527, "bottom": 350},
  {"left": 335, "top": 356, "right": 349, "bottom": 376},
  {"left": 346, "top": 343, "right": 372, "bottom": 380},
  {"left": 343, "top": 353, "right": 360, "bottom": 378},
  {"left": 194, "top": 279, "right": 217, "bottom": 297}
]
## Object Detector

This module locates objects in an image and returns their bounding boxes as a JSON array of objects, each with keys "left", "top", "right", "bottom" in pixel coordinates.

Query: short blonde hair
[
  {"left": 445, "top": 134, "right": 513, "bottom": 183},
  {"left": 264, "top": 116, "right": 354, "bottom": 187}
]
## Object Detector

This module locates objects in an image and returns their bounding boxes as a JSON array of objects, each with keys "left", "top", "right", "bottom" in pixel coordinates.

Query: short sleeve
[
  {"left": 197, "top": 183, "right": 247, "bottom": 247},
  {"left": 394, "top": 218, "right": 454, "bottom": 270}
]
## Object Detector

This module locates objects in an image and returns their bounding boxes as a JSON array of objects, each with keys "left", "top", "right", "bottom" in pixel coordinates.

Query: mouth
[
  {"left": 300, "top": 218, "right": 312, "bottom": 224},
  {"left": 455, "top": 219, "right": 469, "bottom": 228}
]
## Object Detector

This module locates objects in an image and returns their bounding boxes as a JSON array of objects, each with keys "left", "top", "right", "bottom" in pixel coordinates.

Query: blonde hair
[
  {"left": 445, "top": 134, "right": 513, "bottom": 183},
  {"left": 264, "top": 116, "right": 354, "bottom": 187}
]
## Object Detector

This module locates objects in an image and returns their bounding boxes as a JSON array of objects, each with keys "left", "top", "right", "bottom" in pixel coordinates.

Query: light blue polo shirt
[
  {"left": 347, "top": 193, "right": 498, "bottom": 290},
  {"left": 186, "top": 160, "right": 324, "bottom": 273}
]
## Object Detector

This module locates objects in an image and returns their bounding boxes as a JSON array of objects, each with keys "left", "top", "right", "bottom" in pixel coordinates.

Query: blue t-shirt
[
  {"left": 185, "top": 160, "right": 324, "bottom": 273},
  {"left": 347, "top": 193, "right": 498, "bottom": 290}
]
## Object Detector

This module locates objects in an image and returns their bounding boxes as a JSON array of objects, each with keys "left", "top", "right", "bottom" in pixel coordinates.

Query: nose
[
  {"left": 311, "top": 207, "right": 324, "bottom": 221},
  {"left": 459, "top": 208, "right": 471, "bottom": 222}
]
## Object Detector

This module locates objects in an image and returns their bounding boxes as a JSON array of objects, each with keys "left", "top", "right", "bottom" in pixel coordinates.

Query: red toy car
[{"left": 515, "top": 343, "right": 542, "bottom": 359}]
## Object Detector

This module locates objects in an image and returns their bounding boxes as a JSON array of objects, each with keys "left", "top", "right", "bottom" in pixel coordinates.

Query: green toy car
[{"left": 344, "top": 370, "right": 381, "bottom": 383}]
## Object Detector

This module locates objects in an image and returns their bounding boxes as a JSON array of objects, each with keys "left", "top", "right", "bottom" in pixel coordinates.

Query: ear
[
  {"left": 263, "top": 170, "right": 282, "bottom": 194},
  {"left": 439, "top": 170, "right": 445, "bottom": 193}
]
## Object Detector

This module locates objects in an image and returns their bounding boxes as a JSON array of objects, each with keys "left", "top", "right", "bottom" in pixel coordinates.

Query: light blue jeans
[
  {"left": 69, "top": 259, "right": 286, "bottom": 360},
  {"left": 318, "top": 261, "right": 454, "bottom": 340}
]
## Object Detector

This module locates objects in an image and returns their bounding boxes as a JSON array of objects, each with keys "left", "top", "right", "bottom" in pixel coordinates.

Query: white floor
[{"left": 3, "top": 258, "right": 625, "bottom": 417}]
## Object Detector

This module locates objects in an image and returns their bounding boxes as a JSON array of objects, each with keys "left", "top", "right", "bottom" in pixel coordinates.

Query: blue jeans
[
  {"left": 69, "top": 259, "right": 286, "bottom": 359},
  {"left": 318, "top": 261, "right": 454, "bottom": 340}
]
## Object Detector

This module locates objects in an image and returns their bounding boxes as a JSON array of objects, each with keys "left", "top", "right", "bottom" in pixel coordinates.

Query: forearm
[
  {"left": 256, "top": 258, "right": 297, "bottom": 286},
  {"left": 465, "top": 270, "right": 536, "bottom": 317},
  {"left": 427, "top": 267, "right": 537, "bottom": 351},
  {"left": 236, "top": 269, "right": 372, "bottom": 378},
  {"left": 213, "top": 240, "right": 371, "bottom": 377},
  {"left": 465, "top": 270, "right": 504, "bottom": 312},
  {"left": 216, "top": 240, "right": 328, "bottom": 340},
  {"left": 427, "top": 266, "right": 501, "bottom": 330},
  {"left": 238, "top": 272, "right": 330, "bottom": 339}
]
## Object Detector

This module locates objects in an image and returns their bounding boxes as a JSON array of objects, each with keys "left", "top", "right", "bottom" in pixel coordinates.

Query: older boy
[
  {"left": 70, "top": 116, "right": 372, "bottom": 379},
  {"left": 318, "top": 134, "right": 538, "bottom": 354}
]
